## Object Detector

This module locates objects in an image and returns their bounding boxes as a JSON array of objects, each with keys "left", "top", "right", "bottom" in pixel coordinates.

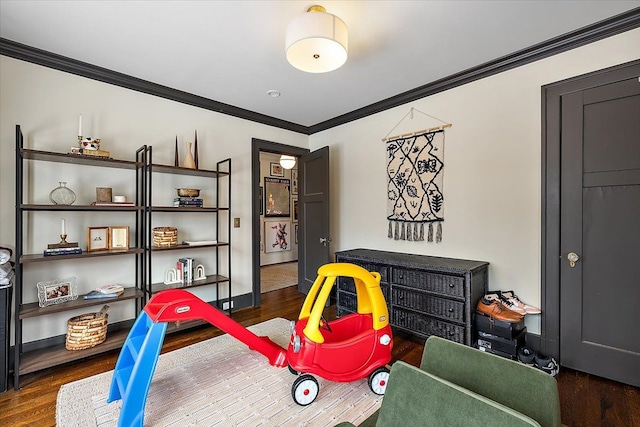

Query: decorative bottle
[
  {"left": 182, "top": 142, "right": 196, "bottom": 169},
  {"left": 49, "top": 182, "right": 76, "bottom": 205}
]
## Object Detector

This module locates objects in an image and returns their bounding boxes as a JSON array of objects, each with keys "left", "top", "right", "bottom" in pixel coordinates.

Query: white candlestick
[
  {"left": 61, "top": 218, "right": 66, "bottom": 235},
  {"left": 78, "top": 115, "right": 82, "bottom": 137}
]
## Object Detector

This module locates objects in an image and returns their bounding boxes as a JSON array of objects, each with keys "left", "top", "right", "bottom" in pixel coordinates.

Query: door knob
[
  {"left": 567, "top": 252, "right": 580, "bottom": 268},
  {"left": 320, "top": 237, "right": 332, "bottom": 246}
]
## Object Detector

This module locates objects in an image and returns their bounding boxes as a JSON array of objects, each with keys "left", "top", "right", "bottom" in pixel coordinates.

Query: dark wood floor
[{"left": 1, "top": 286, "right": 638, "bottom": 426}]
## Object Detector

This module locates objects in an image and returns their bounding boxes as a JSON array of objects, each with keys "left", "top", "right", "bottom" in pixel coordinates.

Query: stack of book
[
  {"left": 70, "top": 147, "right": 111, "bottom": 158},
  {"left": 44, "top": 247, "right": 82, "bottom": 256},
  {"left": 177, "top": 257, "right": 194, "bottom": 283},
  {"left": 91, "top": 201, "right": 136, "bottom": 207},
  {"left": 84, "top": 284, "right": 125, "bottom": 299},
  {"left": 174, "top": 197, "right": 203, "bottom": 208}
]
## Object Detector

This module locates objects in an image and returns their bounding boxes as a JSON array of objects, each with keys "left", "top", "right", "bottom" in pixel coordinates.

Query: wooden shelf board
[
  {"left": 151, "top": 275, "right": 230, "bottom": 293},
  {"left": 151, "top": 206, "right": 227, "bottom": 213},
  {"left": 21, "top": 204, "right": 142, "bottom": 211},
  {"left": 18, "top": 327, "right": 130, "bottom": 375},
  {"left": 151, "top": 163, "right": 229, "bottom": 178},
  {"left": 21, "top": 248, "right": 144, "bottom": 263},
  {"left": 151, "top": 242, "right": 229, "bottom": 252},
  {"left": 20, "top": 287, "right": 144, "bottom": 319},
  {"left": 22, "top": 148, "right": 141, "bottom": 169}
]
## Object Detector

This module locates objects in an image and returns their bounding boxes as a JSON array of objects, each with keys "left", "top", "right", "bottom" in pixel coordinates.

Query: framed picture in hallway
[
  {"left": 270, "top": 162, "right": 284, "bottom": 177},
  {"left": 265, "top": 220, "right": 291, "bottom": 253},
  {"left": 264, "top": 178, "right": 290, "bottom": 217},
  {"left": 291, "top": 169, "right": 298, "bottom": 195}
]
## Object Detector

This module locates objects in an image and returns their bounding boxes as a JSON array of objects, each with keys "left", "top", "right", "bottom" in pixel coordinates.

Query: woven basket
[
  {"left": 66, "top": 305, "right": 109, "bottom": 351},
  {"left": 153, "top": 226, "right": 178, "bottom": 247}
]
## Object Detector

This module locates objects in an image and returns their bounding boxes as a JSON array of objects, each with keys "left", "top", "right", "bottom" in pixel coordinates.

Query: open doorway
[
  {"left": 251, "top": 139, "right": 309, "bottom": 306},
  {"left": 259, "top": 151, "right": 298, "bottom": 294}
]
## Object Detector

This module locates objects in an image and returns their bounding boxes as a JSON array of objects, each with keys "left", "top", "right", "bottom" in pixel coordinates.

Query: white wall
[
  {"left": 1, "top": 27, "right": 638, "bottom": 344},
  {"left": 310, "top": 28, "right": 640, "bottom": 335},
  {"left": 0, "top": 56, "right": 308, "bottom": 343},
  {"left": 259, "top": 151, "right": 298, "bottom": 265}
]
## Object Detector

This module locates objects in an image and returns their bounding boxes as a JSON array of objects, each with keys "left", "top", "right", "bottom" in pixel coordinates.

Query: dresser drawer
[
  {"left": 391, "top": 287, "right": 465, "bottom": 323},
  {"left": 392, "top": 269, "right": 464, "bottom": 298},
  {"left": 391, "top": 307, "right": 465, "bottom": 344},
  {"left": 338, "top": 279, "right": 390, "bottom": 301},
  {"left": 337, "top": 290, "right": 357, "bottom": 313}
]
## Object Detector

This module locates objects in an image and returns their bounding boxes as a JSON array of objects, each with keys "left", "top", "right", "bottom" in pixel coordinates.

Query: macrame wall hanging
[{"left": 382, "top": 108, "right": 452, "bottom": 243}]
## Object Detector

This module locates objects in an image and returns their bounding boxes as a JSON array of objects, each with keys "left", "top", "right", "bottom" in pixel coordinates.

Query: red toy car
[{"left": 287, "top": 262, "right": 393, "bottom": 405}]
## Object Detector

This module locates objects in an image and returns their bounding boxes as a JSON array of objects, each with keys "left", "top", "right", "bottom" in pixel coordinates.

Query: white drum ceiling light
[
  {"left": 280, "top": 155, "right": 296, "bottom": 170},
  {"left": 285, "top": 5, "right": 348, "bottom": 73}
]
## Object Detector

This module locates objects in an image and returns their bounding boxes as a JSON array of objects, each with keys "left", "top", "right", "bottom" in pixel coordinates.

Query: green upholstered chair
[{"left": 336, "top": 335, "right": 563, "bottom": 427}]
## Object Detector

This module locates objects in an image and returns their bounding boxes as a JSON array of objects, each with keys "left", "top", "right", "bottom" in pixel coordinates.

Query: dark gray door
[
  {"left": 298, "top": 146, "right": 330, "bottom": 294},
  {"left": 560, "top": 76, "right": 640, "bottom": 387}
]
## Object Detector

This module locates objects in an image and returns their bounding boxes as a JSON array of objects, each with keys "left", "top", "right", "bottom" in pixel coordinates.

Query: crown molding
[
  {"left": 0, "top": 37, "right": 309, "bottom": 135},
  {"left": 1, "top": 7, "right": 638, "bottom": 135}
]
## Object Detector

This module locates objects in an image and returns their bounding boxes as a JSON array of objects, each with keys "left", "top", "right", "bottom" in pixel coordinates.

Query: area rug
[
  {"left": 56, "top": 318, "right": 382, "bottom": 426},
  {"left": 261, "top": 262, "right": 298, "bottom": 293}
]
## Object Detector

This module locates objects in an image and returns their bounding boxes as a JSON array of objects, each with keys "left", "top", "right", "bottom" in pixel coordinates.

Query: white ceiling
[{"left": 1, "top": 1, "right": 638, "bottom": 128}]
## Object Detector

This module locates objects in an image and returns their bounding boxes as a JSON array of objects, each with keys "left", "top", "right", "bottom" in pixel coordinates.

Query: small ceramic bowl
[{"left": 176, "top": 188, "right": 200, "bottom": 197}]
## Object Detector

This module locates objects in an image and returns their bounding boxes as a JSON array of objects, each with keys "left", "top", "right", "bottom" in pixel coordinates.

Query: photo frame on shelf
[
  {"left": 291, "top": 197, "right": 298, "bottom": 223},
  {"left": 109, "top": 226, "right": 129, "bottom": 250},
  {"left": 37, "top": 277, "right": 78, "bottom": 307},
  {"left": 270, "top": 162, "right": 285, "bottom": 177},
  {"left": 264, "top": 177, "right": 290, "bottom": 217},
  {"left": 291, "top": 169, "right": 298, "bottom": 195},
  {"left": 265, "top": 220, "right": 291, "bottom": 253},
  {"left": 87, "top": 226, "right": 109, "bottom": 252}
]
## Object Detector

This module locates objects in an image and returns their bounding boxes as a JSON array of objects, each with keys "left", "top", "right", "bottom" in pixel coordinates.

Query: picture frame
[
  {"left": 295, "top": 224, "right": 299, "bottom": 244},
  {"left": 265, "top": 220, "right": 291, "bottom": 253},
  {"left": 264, "top": 177, "right": 290, "bottom": 217},
  {"left": 270, "top": 162, "right": 285, "bottom": 177},
  {"left": 87, "top": 226, "right": 109, "bottom": 252},
  {"left": 291, "top": 169, "right": 298, "bottom": 195},
  {"left": 291, "top": 197, "right": 298, "bottom": 223},
  {"left": 259, "top": 186, "right": 264, "bottom": 216},
  {"left": 109, "top": 226, "right": 129, "bottom": 250},
  {"left": 37, "top": 276, "right": 78, "bottom": 307}
]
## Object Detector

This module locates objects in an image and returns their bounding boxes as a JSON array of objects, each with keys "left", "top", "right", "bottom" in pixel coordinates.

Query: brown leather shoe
[{"left": 476, "top": 294, "right": 524, "bottom": 323}]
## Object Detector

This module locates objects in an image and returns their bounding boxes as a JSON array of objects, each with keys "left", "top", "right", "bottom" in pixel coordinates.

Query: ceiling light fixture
[
  {"left": 285, "top": 5, "right": 348, "bottom": 73},
  {"left": 279, "top": 155, "right": 296, "bottom": 170},
  {"left": 267, "top": 89, "right": 281, "bottom": 98}
]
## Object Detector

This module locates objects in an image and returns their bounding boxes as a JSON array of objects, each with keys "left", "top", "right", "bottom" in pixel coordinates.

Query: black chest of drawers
[{"left": 335, "top": 249, "right": 489, "bottom": 346}]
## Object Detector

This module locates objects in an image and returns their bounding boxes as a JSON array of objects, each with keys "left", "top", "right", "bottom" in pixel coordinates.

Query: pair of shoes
[
  {"left": 534, "top": 352, "right": 559, "bottom": 377},
  {"left": 498, "top": 291, "right": 541, "bottom": 315},
  {"left": 517, "top": 347, "right": 535, "bottom": 366},
  {"left": 476, "top": 294, "right": 524, "bottom": 323},
  {"left": 517, "top": 347, "right": 559, "bottom": 377}
]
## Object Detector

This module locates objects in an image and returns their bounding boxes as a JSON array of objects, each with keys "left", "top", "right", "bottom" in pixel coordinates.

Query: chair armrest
[{"left": 375, "top": 362, "right": 542, "bottom": 427}]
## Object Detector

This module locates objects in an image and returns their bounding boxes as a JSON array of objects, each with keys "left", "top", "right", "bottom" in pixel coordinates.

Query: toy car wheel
[
  {"left": 368, "top": 367, "right": 390, "bottom": 395},
  {"left": 288, "top": 364, "right": 299, "bottom": 375},
  {"left": 291, "top": 374, "right": 319, "bottom": 406}
]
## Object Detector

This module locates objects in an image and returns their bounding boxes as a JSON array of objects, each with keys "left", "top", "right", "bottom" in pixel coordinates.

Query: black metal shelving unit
[
  {"left": 12, "top": 125, "right": 147, "bottom": 389},
  {"left": 145, "top": 146, "right": 232, "bottom": 317}
]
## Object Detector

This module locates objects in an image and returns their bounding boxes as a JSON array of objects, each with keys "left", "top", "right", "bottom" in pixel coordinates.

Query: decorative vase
[
  {"left": 174, "top": 136, "right": 179, "bottom": 167},
  {"left": 194, "top": 130, "right": 199, "bottom": 169},
  {"left": 182, "top": 142, "right": 196, "bottom": 169},
  {"left": 49, "top": 182, "right": 76, "bottom": 205}
]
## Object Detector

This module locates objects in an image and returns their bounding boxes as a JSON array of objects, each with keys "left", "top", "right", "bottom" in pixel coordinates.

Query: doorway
[
  {"left": 251, "top": 139, "right": 309, "bottom": 306},
  {"left": 542, "top": 60, "right": 640, "bottom": 387}
]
